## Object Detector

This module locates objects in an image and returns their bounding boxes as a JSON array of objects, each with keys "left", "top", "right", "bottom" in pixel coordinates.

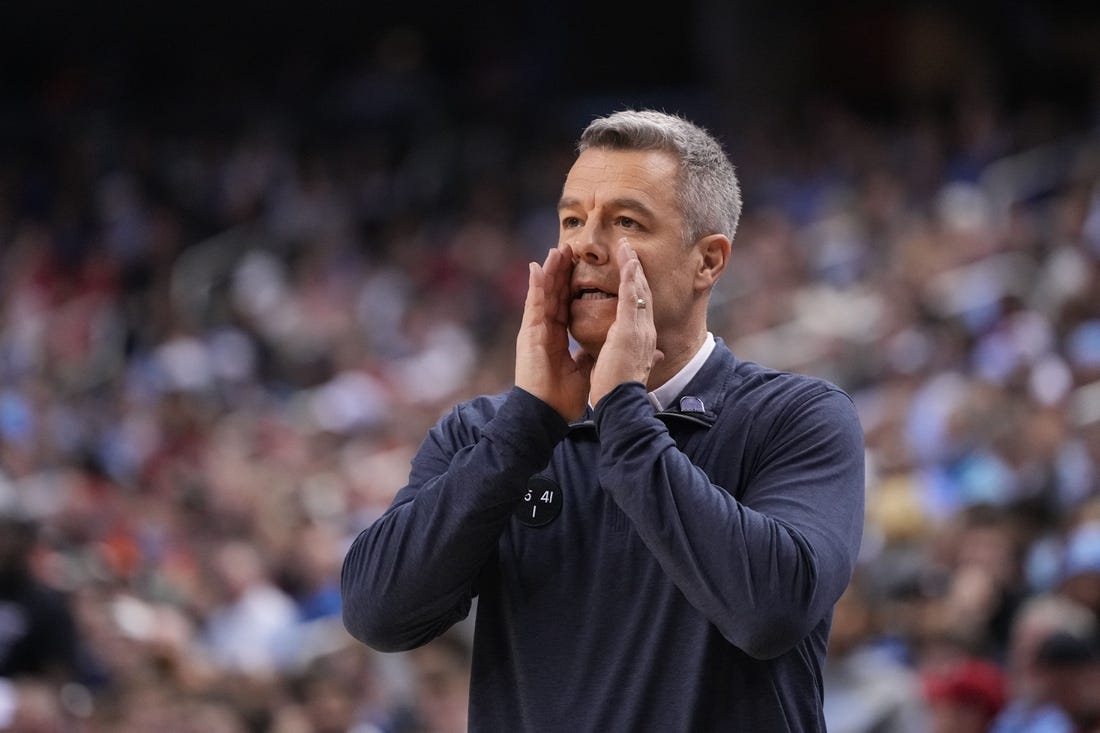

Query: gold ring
[{"left": 636, "top": 298, "right": 647, "bottom": 309}]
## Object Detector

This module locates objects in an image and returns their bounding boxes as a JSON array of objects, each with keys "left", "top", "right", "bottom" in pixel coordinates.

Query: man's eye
[
  {"left": 616, "top": 216, "right": 638, "bottom": 229},
  {"left": 562, "top": 216, "right": 582, "bottom": 228}
]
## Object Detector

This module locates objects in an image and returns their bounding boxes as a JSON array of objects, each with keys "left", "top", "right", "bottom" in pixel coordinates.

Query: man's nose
[{"left": 571, "top": 221, "right": 611, "bottom": 265}]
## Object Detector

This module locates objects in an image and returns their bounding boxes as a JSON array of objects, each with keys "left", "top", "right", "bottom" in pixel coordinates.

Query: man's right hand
[{"left": 515, "top": 244, "right": 593, "bottom": 421}]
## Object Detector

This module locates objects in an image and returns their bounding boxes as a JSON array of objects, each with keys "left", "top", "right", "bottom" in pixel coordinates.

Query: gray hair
[{"left": 577, "top": 109, "right": 742, "bottom": 245}]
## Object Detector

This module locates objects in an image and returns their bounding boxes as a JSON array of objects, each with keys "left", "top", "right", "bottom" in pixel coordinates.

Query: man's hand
[
  {"left": 515, "top": 244, "right": 593, "bottom": 421},
  {"left": 589, "top": 240, "right": 662, "bottom": 406}
]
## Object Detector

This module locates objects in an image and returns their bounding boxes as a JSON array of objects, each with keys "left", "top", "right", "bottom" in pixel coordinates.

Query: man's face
[{"left": 557, "top": 147, "right": 696, "bottom": 355}]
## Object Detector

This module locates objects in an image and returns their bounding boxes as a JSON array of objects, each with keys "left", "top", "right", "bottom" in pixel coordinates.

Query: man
[
  {"left": 342, "top": 109, "right": 865, "bottom": 731},
  {"left": 991, "top": 594, "right": 1098, "bottom": 733},
  {"left": 0, "top": 507, "right": 81, "bottom": 684}
]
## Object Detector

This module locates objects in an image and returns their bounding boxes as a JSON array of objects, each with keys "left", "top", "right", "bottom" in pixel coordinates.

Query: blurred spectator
[
  {"left": 1057, "top": 517, "right": 1100, "bottom": 620},
  {"left": 0, "top": 679, "right": 68, "bottom": 733},
  {"left": 918, "top": 504, "right": 1027, "bottom": 659},
  {"left": 403, "top": 633, "right": 471, "bottom": 733},
  {"left": 923, "top": 657, "right": 1007, "bottom": 733},
  {"left": 198, "top": 539, "right": 298, "bottom": 675},
  {"left": 1033, "top": 630, "right": 1100, "bottom": 732},
  {"left": 823, "top": 577, "right": 929, "bottom": 733},
  {"left": 990, "top": 594, "right": 1095, "bottom": 733},
  {"left": 271, "top": 648, "right": 387, "bottom": 733},
  {"left": 280, "top": 521, "right": 344, "bottom": 623},
  {"left": 0, "top": 509, "right": 80, "bottom": 684},
  {"left": 0, "top": 485, "right": 95, "bottom": 731}
]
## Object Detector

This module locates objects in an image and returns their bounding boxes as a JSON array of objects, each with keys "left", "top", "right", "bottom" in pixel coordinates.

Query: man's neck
[{"left": 647, "top": 328, "right": 708, "bottom": 392}]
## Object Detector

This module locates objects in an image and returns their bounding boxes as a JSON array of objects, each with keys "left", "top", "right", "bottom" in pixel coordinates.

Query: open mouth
[{"left": 574, "top": 287, "right": 616, "bottom": 301}]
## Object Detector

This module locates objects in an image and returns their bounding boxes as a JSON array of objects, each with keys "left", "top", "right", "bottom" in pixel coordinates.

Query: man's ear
[{"left": 694, "top": 234, "right": 731, "bottom": 292}]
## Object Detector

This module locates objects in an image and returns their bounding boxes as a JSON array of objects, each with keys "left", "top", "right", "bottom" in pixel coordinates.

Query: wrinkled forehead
[{"left": 561, "top": 147, "right": 681, "bottom": 209}]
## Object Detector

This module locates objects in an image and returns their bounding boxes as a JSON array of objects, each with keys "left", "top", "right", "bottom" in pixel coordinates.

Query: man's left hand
[{"left": 589, "top": 240, "right": 663, "bottom": 406}]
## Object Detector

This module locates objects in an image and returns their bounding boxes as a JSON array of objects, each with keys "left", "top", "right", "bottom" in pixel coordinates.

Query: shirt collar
[{"left": 647, "top": 332, "right": 716, "bottom": 411}]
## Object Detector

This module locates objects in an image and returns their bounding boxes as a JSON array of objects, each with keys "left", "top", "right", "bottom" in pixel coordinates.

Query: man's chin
[{"left": 567, "top": 326, "right": 607, "bottom": 358}]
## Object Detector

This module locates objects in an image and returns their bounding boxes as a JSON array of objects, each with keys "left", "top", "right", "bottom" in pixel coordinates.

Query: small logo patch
[{"left": 679, "top": 395, "right": 706, "bottom": 413}]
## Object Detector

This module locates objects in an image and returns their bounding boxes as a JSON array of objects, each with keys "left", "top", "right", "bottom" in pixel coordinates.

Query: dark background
[{"left": 4, "top": 0, "right": 1099, "bottom": 125}]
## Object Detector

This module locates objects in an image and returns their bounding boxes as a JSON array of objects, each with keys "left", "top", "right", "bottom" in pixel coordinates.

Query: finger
[
  {"left": 520, "top": 260, "right": 545, "bottom": 330},
  {"left": 555, "top": 242, "right": 576, "bottom": 301},
  {"left": 557, "top": 241, "right": 575, "bottom": 263},
  {"left": 544, "top": 246, "right": 574, "bottom": 324},
  {"left": 618, "top": 239, "right": 651, "bottom": 293},
  {"left": 615, "top": 258, "right": 636, "bottom": 324},
  {"left": 614, "top": 243, "right": 649, "bottom": 323},
  {"left": 632, "top": 260, "right": 652, "bottom": 321}
]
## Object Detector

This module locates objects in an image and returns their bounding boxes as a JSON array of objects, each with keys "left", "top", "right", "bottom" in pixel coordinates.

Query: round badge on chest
[{"left": 515, "top": 475, "right": 562, "bottom": 527}]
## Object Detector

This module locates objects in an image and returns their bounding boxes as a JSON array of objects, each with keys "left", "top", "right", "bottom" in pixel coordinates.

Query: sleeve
[
  {"left": 340, "top": 387, "right": 569, "bottom": 652},
  {"left": 594, "top": 381, "right": 865, "bottom": 660}
]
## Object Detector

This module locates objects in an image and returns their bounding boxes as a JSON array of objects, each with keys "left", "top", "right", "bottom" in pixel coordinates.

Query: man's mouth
[{"left": 574, "top": 287, "right": 616, "bottom": 301}]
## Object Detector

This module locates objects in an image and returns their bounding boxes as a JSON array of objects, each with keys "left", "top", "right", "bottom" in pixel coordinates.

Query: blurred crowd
[{"left": 3, "top": 17, "right": 1100, "bottom": 733}]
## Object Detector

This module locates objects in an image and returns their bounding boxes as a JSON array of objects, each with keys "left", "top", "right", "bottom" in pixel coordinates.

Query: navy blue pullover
[{"left": 342, "top": 341, "right": 865, "bottom": 731}]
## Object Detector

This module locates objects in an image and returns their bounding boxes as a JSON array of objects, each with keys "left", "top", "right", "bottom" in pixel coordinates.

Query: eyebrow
[{"left": 556, "top": 196, "right": 655, "bottom": 219}]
